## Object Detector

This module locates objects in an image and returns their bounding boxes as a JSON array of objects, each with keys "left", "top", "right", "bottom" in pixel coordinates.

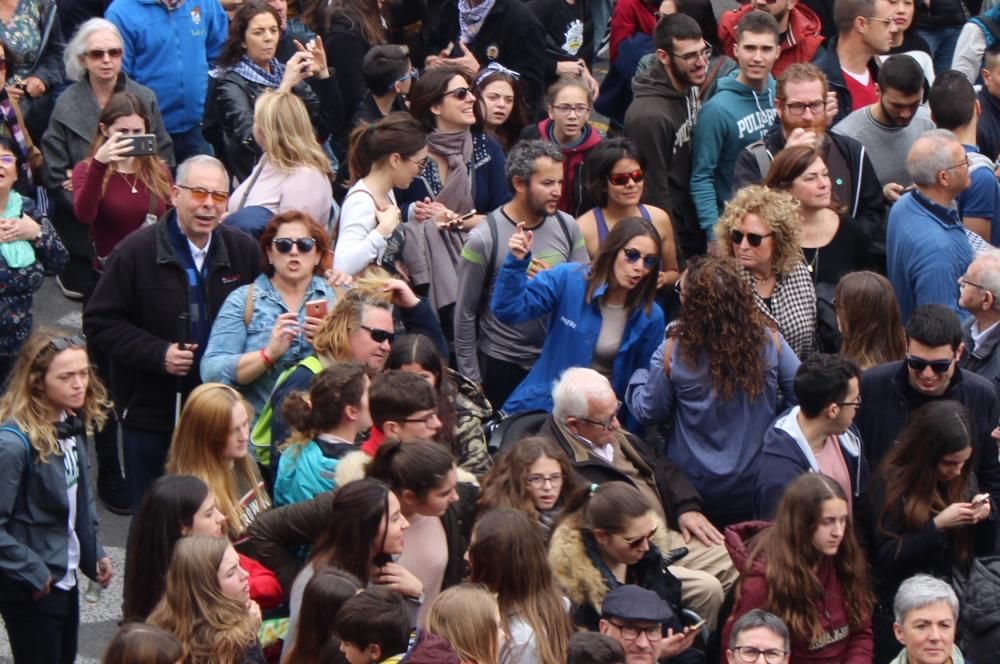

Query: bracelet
[{"left": 259, "top": 348, "right": 274, "bottom": 369}]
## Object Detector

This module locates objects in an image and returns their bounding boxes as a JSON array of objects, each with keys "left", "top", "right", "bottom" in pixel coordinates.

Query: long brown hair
[
  {"left": 671, "top": 256, "right": 773, "bottom": 400},
  {"left": 763, "top": 146, "right": 846, "bottom": 214},
  {"left": 751, "top": 474, "right": 871, "bottom": 645},
  {"left": 470, "top": 509, "right": 573, "bottom": 664},
  {"left": 878, "top": 401, "right": 977, "bottom": 562},
  {"left": 478, "top": 437, "right": 578, "bottom": 521},
  {"left": 302, "top": 0, "right": 384, "bottom": 48},
  {"left": 586, "top": 216, "right": 661, "bottom": 315},
  {"left": 347, "top": 112, "right": 427, "bottom": 184},
  {"left": 835, "top": 271, "right": 906, "bottom": 370},
  {"left": 87, "top": 92, "right": 172, "bottom": 201}
]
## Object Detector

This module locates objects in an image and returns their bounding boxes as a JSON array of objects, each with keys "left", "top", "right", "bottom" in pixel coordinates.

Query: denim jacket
[{"left": 201, "top": 274, "right": 334, "bottom": 416}]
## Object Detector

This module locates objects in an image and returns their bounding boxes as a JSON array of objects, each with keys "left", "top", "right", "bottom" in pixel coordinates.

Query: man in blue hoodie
[
  {"left": 690, "top": 10, "right": 780, "bottom": 240},
  {"left": 754, "top": 353, "right": 868, "bottom": 520},
  {"left": 107, "top": 0, "right": 227, "bottom": 163}
]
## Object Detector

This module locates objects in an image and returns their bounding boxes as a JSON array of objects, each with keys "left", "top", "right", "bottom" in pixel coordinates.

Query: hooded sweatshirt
[
  {"left": 690, "top": 71, "right": 777, "bottom": 232},
  {"left": 522, "top": 119, "right": 603, "bottom": 216},
  {"left": 718, "top": 3, "right": 824, "bottom": 77},
  {"left": 722, "top": 521, "right": 874, "bottom": 664}
]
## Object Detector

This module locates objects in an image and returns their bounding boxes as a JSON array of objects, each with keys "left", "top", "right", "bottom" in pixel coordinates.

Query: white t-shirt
[{"left": 54, "top": 432, "right": 80, "bottom": 591}]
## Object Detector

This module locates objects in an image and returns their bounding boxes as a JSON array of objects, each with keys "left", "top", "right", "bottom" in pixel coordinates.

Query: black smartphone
[{"left": 122, "top": 134, "right": 157, "bottom": 157}]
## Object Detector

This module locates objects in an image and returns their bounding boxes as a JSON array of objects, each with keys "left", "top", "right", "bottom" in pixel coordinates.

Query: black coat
[
  {"left": 812, "top": 36, "right": 881, "bottom": 126},
  {"left": 977, "top": 87, "right": 1000, "bottom": 163},
  {"left": 83, "top": 212, "right": 262, "bottom": 432}
]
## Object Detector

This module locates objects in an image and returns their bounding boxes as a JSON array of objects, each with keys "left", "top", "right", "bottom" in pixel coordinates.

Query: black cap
[{"left": 600, "top": 585, "right": 675, "bottom": 623}]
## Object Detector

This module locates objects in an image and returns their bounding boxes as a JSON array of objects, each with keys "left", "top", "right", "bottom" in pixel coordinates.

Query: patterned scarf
[
  {"left": 233, "top": 54, "right": 286, "bottom": 89},
  {"left": 457, "top": 0, "right": 497, "bottom": 44},
  {"left": 0, "top": 91, "right": 33, "bottom": 187}
]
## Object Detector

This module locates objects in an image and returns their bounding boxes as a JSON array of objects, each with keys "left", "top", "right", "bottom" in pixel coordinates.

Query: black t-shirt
[
  {"left": 528, "top": 0, "right": 594, "bottom": 68},
  {"left": 802, "top": 215, "right": 871, "bottom": 287}
]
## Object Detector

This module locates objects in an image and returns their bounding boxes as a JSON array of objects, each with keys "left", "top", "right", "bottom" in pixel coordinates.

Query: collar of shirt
[
  {"left": 971, "top": 319, "right": 1000, "bottom": 354},
  {"left": 911, "top": 189, "right": 962, "bottom": 227},
  {"left": 574, "top": 433, "right": 614, "bottom": 464},
  {"left": 187, "top": 233, "right": 212, "bottom": 272}
]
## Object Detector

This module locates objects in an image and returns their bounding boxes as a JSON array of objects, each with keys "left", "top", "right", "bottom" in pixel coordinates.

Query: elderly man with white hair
[
  {"left": 891, "top": 574, "right": 967, "bottom": 664},
  {"left": 887, "top": 129, "right": 973, "bottom": 323},
  {"left": 959, "top": 249, "right": 1000, "bottom": 394},
  {"left": 537, "top": 366, "right": 737, "bottom": 630}
]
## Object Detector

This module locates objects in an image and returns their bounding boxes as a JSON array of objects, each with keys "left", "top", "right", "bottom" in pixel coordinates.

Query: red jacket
[
  {"left": 609, "top": 0, "right": 658, "bottom": 62},
  {"left": 718, "top": 4, "right": 824, "bottom": 77},
  {"left": 240, "top": 553, "right": 283, "bottom": 610},
  {"left": 721, "top": 521, "right": 873, "bottom": 664}
]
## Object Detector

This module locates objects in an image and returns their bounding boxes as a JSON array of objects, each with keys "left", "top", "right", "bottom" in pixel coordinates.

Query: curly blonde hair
[{"left": 716, "top": 185, "right": 803, "bottom": 276}]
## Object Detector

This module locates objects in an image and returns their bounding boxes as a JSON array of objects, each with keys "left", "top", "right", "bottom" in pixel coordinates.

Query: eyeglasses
[
  {"left": 730, "top": 646, "right": 788, "bottom": 663},
  {"left": 50, "top": 335, "right": 86, "bottom": 351},
  {"left": 360, "top": 325, "right": 395, "bottom": 344},
  {"left": 405, "top": 156, "right": 428, "bottom": 169},
  {"left": 84, "top": 47, "right": 123, "bottom": 60},
  {"left": 944, "top": 157, "right": 971, "bottom": 172},
  {"left": 606, "top": 620, "right": 662, "bottom": 641},
  {"left": 396, "top": 67, "right": 418, "bottom": 85},
  {"left": 864, "top": 15, "right": 895, "bottom": 25},
  {"left": 271, "top": 237, "right": 317, "bottom": 253},
  {"left": 782, "top": 100, "right": 825, "bottom": 116},
  {"left": 0, "top": 154, "right": 16, "bottom": 166},
  {"left": 526, "top": 473, "right": 564, "bottom": 488},
  {"left": 961, "top": 278, "right": 987, "bottom": 290},
  {"left": 551, "top": 103, "right": 590, "bottom": 116},
  {"left": 401, "top": 411, "right": 440, "bottom": 425},
  {"left": 906, "top": 355, "right": 954, "bottom": 374},
  {"left": 443, "top": 86, "right": 473, "bottom": 101},
  {"left": 837, "top": 398, "right": 862, "bottom": 408},
  {"left": 613, "top": 525, "right": 658, "bottom": 549},
  {"left": 670, "top": 41, "right": 713, "bottom": 64},
  {"left": 730, "top": 229, "right": 774, "bottom": 247},
  {"left": 623, "top": 247, "right": 658, "bottom": 270},
  {"left": 576, "top": 401, "right": 622, "bottom": 430},
  {"left": 608, "top": 170, "right": 644, "bottom": 186},
  {"left": 177, "top": 184, "right": 229, "bottom": 204}
]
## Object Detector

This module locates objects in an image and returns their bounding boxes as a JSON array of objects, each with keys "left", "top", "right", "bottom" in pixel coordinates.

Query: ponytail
[
  {"left": 366, "top": 439, "right": 455, "bottom": 499},
  {"left": 280, "top": 362, "right": 367, "bottom": 450},
  {"left": 347, "top": 112, "right": 428, "bottom": 183},
  {"left": 559, "top": 481, "right": 650, "bottom": 533}
]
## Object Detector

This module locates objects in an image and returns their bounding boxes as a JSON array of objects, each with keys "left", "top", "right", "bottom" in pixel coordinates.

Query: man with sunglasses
[
  {"left": 855, "top": 304, "right": 1000, "bottom": 503},
  {"left": 598, "top": 585, "right": 701, "bottom": 663},
  {"left": 719, "top": 0, "right": 824, "bottom": 77},
  {"left": 84, "top": 156, "right": 261, "bottom": 507},
  {"left": 959, "top": 252, "right": 1000, "bottom": 392}
]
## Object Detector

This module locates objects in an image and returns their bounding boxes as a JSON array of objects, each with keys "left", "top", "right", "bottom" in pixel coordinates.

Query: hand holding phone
[{"left": 305, "top": 299, "right": 328, "bottom": 319}]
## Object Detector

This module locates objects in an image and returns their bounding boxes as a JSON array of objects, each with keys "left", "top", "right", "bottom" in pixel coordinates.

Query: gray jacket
[
  {"left": 41, "top": 73, "right": 174, "bottom": 212},
  {"left": 0, "top": 424, "right": 104, "bottom": 596},
  {"left": 960, "top": 316, "right": 1000, "bottom": 399}
]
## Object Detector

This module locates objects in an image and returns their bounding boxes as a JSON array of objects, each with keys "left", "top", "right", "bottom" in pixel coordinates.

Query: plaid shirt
[{"left": 742, "top": 261, "right": 816, "bottom": 359}]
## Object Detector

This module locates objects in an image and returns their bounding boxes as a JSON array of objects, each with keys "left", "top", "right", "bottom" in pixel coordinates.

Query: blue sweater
[
  {"left": 490, "top": 256, "right": 665, "bottom": 421},
  {"left": 887, "top": 190, "right": 973, "bottom": 322},
  {"left": 107, "top": 0, "right": 227, "bottom": 134}
]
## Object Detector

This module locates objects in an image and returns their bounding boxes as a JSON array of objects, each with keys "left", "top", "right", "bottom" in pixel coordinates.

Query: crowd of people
[{"left": 1, "top": 0, "right": 1000, "bottom": 661}]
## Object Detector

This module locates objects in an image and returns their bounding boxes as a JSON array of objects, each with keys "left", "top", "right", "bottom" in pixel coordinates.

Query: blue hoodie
[
  {"left": 107, "top": 0, "right": 228, "bottom": 134},
  {"left": 690, "top": 71, "right": 777, "bottom": 233}
]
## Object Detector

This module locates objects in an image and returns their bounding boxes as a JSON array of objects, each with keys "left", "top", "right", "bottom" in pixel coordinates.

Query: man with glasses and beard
[
  {"left": 855, "top": 304, "right": 1000, "bottom": 502},
  {"left": 832, "top": 54, "right": 934, "bottom": 203},
  {"left": 732, "top": 63, "right": 885, "bottom": 242},
  {"left": 625, "top": 13, "right": 709, "bottom": 258},
  {"left": 719, "top": 0, "right": 825, "bottom": 77}
]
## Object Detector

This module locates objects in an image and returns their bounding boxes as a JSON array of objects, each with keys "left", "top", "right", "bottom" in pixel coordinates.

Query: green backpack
[{"left": 251, "top": 355, "right": 323, "bottom": 466}]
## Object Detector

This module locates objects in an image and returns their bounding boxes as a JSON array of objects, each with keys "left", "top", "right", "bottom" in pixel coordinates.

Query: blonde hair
[
  {"left": 311, "top": 267, "right": 394, "bottom": 361},
  {"left": 425, "top": 584, "right": 500, "bottom": 664},
  {"left": 0, "top": 329, "right": 111, "bottom": 463},
  {"left": 165, "top": 384, "right": 268, "bottom": 538},
  {"left": 716, "top": 185, "right": 804, "bottom": 275},
  {"left": 254, "top": 91, "right": 333, "bottom": 177},
  {"left": 147, "top": 537, "right": 257, "bottom": 664}
]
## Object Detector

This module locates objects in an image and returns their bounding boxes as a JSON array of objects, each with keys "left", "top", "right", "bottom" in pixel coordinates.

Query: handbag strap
[{"left": 236, "top": 159, "right": 267, "bottom": 211}]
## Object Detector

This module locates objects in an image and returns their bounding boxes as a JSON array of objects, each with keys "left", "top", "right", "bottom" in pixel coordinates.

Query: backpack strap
[
  {"left": 554, "top": 211, "right": 574, "bottom": 252},
  {"left": 243, "top": 283, "right": 256, "bottom": 327},
  {"left": 748, "top": 141, "right": 773, "bottom": 181},
  {"left": 0, "top": 424, "right": 32, "bottom": 505}
]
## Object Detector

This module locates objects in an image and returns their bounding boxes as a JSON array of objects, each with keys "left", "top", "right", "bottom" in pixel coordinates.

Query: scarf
[
  {"left": 0, "top": 190, "right": 34, "bottom": 269},
  {"left": 233, "top": 55, "right": 286, "bottom": 89},
  {"left": 457, "top": 0, "right": 497, "bottom": 44},
  {"left": 0, "top": 91, "right": 34, "bottom": 187},
  {"left": 427, "top": 129, "right": 475, "bottom": 214}
]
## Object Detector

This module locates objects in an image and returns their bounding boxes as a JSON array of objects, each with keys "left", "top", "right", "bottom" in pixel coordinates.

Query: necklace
[
  {"left": 117, "top": 171, "right": 139, "bottom": 195},
  {"left": 804, "top": 247, "right": 820, "bottom": 275}
]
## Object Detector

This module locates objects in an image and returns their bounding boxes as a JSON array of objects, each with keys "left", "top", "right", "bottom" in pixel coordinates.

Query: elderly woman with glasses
[{"left": 717, "top": 184, "right": 817, "bottom": 359}]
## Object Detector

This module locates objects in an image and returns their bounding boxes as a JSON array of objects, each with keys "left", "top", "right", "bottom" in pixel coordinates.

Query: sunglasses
[
  {"left": 361, "top": 325, "right": 395, "bottom": 344},
  {"left": 443, "top": 86, "right": 472, "bottom": 101},
  {"left": 623, "top": 247, "right": 658, "bottom": 270},
  {"left": 730, "top": 229, "right": 774, "bottom": 247},
  {"left": 608, "top": 170, "right": 644, "bottom": 186},
  {"left": 177, "top": 184, "right": 229, "bottom": 204},
  {"left": 613, "top": 526, "right": 658, "bottom": 549},
  {"left": 50, "top": 335, "right": 86, "bottom": 351},
  {"left": 906, "top": 355, "right": 953, "bottom": 374},
  {"left": 85, "top": 47, "right": 123, "bottom": 60},
  {"left": 272, "top": 237, "right": 317, "bottom": 253}
]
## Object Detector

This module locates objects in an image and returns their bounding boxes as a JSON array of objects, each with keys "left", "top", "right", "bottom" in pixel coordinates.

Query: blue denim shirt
[{"left": 201, "top": 274, "right": 334, "bottom": 417}]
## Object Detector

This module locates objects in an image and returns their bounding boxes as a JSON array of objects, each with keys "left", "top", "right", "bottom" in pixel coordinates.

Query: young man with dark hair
[
  {"left": 625, "top": 13, "right": 709, "bottom": 258},
  {"left": 719, "top": 0, "right": 825, "bottom": 77},
  {"left": 754, "top": 353, "right": 867, "bottom": 519},
  {"left": 568, "top": 632, "right": 626, "bottom": 664},
  {"left": 362, "top": 370, "right": 441, "bottom": 453},
  {"left": 855, "top": 304, "right": 1000, "bottom": 500},
  {"left": 336, "top": 587, "right": 412, "bottom": 664},
  {"left": 690, "top": 10, "right": 781, "bottom": 237},
  {"left": 354, "top": 45, "right": 412, "bottom": 126},
  {"left": 976, "top": 41, "right": 1000, "bottom": 162}
]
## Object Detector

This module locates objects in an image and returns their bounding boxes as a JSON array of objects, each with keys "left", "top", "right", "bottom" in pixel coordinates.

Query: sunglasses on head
[
  {"left": 443, "top": 86, "right": 472, "bottom": 101},
  {"left": 623, "top": 247, "right": 658, "bottom": 270},
  {"left": 85, "top": 47, "right": 123, "bottom": 60},
  {"left": 361, "top": 325, "right": 395, "bottom": 344},
  {"left": 608, "top": 170, "right": 644, "bottom": 186},
  {"left": 906, "top": 355, "right": 953, "bottom": 374},
  {"left": 271, "top": 237, "right": 316, "bottom": 253},
  {"left": 50, "top": 335, "right": 86, "bottom": 351},
  {"left": 730, "top": 229, "right": 774, "bottom": 247}
]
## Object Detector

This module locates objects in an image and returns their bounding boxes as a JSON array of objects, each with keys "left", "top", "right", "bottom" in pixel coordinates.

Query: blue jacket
[
  {"left": 887, "top": 190, "right": 973, "bottom": 322},
  {"left": 754, "top": 407, "right": 869, "bottom": 520},
  {"left": 106, "top": 0, "right": 228, "bottom": 134},
  {"left": 201, "top": 274, "right": 334, "bottom": 417},
  {"left": 626, "top": 331, "right": 799, "bottom": 522},
  {"left": 273, "top": 437, "right": 356, "bottom": 507},
  {"left": 689, "top": 71, "right": 777, "bottom": 232},
  {"left": 491, "top": 256, "right": 665, "bottom": 420}
]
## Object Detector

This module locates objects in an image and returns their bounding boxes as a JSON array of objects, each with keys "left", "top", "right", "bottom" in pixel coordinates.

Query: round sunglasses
[{"left": 623, "top": 247, "right": 658, "bottom": 270}]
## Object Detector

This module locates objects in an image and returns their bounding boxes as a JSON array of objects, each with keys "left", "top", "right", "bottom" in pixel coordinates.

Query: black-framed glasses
[
  {"left": 906, "top": 355, "right": 954, "bottom": 374},
  {"left": 730, "top": 646, "right": 788, "bottom": 663},
  {"left": 960, "top": 278, "right": 986, "bottom": 290},
  {"left": 271, "top": 237, "right": 316, "bottom": 253},
  {"left": 85, "top": 47, "right": 123, "bottom": 60},
  {"left": 576, "top": 401, "right": 622, "bottom": 430},
  {"left": 730, "top": 229, "right": 774, "bottom": 247},
  {"left": 405, "top": 156, "right": 428, "bottom": 169},
  {"left": 443, "top": 86, "right": 473, "bottom": 101},
  {"left": 613, "top": 525, "right": 658, "bottom": 549},
  {"left": 400, "top": 411, "right": 440, "bottom": 425},
  {"left": 551, "top": 103, "right": 590, "bottom": 116},
  {"left": 177, "top": 184, "right": 229, "bottom": 204},
  {"left": 606, "top": 620, "right": 662, "bottom": 641},
  {"left": 670, "top": 41, "right": 713, "bottom": 64},
  {"left": 525, "top": 473, "right": 564, "bottom": 488},
  {"left": 608, "top": 170, "right": 644, "bottom": 186},
  {"left": 50, "top": 335, "right": 86, "bottom": 351},
  {"left": 623, "top": 247, "right": 658, "bottom": 270},
  {"left": 360, "top": 325, "right": 395, "bottom": 344},
  {"left": 837, "top": 398, "right": 862, "bottom": 408},
  {"left": 782, "top": 100, "right": 825, "bottom": 116}
]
